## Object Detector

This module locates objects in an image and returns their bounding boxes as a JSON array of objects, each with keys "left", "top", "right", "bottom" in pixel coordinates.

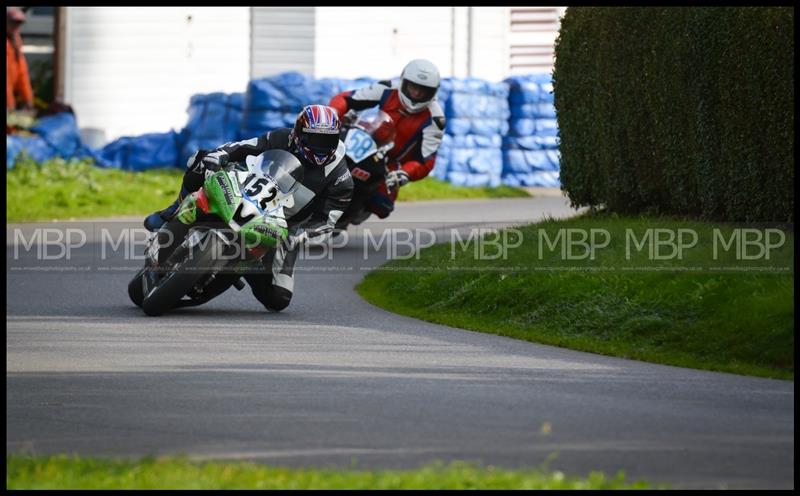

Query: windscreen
[{"left": 255, "top": 150, "right": 304, "bottom": 194}]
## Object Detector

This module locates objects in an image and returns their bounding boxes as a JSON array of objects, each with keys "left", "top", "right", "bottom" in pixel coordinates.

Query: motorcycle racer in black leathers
[{"left": 144, "top": 104, "right": 353, "bottom": 312}]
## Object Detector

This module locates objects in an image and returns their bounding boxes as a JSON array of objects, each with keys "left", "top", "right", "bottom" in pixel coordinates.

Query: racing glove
[
  {"left": 187, "top": 149, "right": 229, "bottom": 174},
  {"left": 342, "top": 109, "right": 359, "bottom": 127},
  {"left": 385, "top": 169, "right": 410, "bottom": 192}
]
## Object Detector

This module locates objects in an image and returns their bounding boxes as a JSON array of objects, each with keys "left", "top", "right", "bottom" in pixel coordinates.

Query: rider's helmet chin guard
[
  {"left": 398, "top": 59, "right": 440, "bottom": 114},
  {"left": 291, "top": 104, "right": 341, "bottom": 166}
]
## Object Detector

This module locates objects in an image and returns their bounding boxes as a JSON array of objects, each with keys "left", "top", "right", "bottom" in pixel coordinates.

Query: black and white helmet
[{"left": 398, "top": 59, "right": 440, "bottom": 114}]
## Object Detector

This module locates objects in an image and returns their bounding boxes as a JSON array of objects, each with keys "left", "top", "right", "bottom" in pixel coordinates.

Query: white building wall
[
  {"left": 63, "top": 7, "right": 250, "bottom": 144},
  {"left": 251, "top": 7, "right": 315, "bottom": 77},
  {"left": 508, "top": 7, "right": 567, "bottom": 75},
  {"left": 59, "top": 7, "right": 564, "bottom": 144},
  {"left": 450, "top": 7, "right": 470, "bottom": 78},
  {"left": 314, "top": 7, "right": 455, "bottom": 80},
  {"left": 468, "top": 7, "right": 510, "bottom": 81},
  {"left": 314, "top": 7, "right": 510, "bottom": 82}
]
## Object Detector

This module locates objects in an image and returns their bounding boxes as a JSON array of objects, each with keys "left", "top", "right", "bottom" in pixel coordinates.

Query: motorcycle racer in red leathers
[{"left": 329, "top": 59, "right": 446, "bottom": 219}]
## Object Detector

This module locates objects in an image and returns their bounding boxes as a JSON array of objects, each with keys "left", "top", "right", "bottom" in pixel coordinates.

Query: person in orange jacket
[{"left": 7, "top": 6, "right": 34, "bottom": 112}]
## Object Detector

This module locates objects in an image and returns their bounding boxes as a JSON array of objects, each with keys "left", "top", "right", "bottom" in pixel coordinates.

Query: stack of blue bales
[
  {"left": 8, "top": 72, "right": 564, "bottom": 185},
  {"left": 6, "top": 112, "right": 113, "bottom": 168},
  {"left": 180, "top": 74, "right": 375, "bottom": 166},
  {"left": 6, "top": 112, "right": 84, "bottom": 167},
  {"left": 434, "top": 78, "right": 509, "bottom": 187},
  {"left": 6, "top": 111, "right": 183, "bottom": 171},
  {"left": 94, "top": 130, "right": 181, "bottom": 170},
  {"left": 6, "top": 74, "right": 378, "bottom": 170},
  {"left": 240, "top": 71, "right": 375, "bottom": 139},
  {"left": 177, "top": 92, "right": 244, "bottom": 166},
  {"left": 502, "top": 73, "right": 560, "bottom": 187}
]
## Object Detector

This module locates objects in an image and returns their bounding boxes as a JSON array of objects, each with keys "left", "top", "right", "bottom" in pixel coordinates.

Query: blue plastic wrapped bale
[
  {"left": 29, "top": 111, "right": 84, "bottom": 158},
  {"left": 450, "top": 134, "right": 503, "bottom": 149},
  {"left": 236, "top": 127, "right": 266, "bottom": 141},
  {"left": 437, "top": 133, "right": 453, "bottom": 154},
  {"left": 179, "top": 136, "right": 237, "bottom": 168},
  {"left": 448, "top": 78, "right": 509, "bottom": 99},
  {"left": 180, "top": 92, "right": 244, "bottom": 162},
  {"left": 446, "top": 93, "right": 510, "bottom": 120},
  {"left": 353, "top": 76, "right": 379, "bottom": 88},
  {"left": 312, "top": 78, "right": 344, "bottom": 104},
  {"left": 430, "top": 148, "right": 450, "bottom": 181},
  {"left": 445, "top": 118, "right": 472, "bottom": 136},
  {"left": 436, "top": 79, "right": 451, "bottom": 110},
  {"left": 501, "top": 173, "right": 522, "bottom": 187},
  {"left": 75, "top": 145, "right": 106, "bottom": 166},
  {"left": 97, "top": 131, "right": 181, "bottom": 171},
  {"left": 509, "top": 102, "right": 556, "bottom": 119},
  {"left": 313, "top": 76, "right": 376, "bottom": 104},
  {"left": 502, "top": 171, "right": 560, "bottom": 188},
  {"left": 283, "top": 112, "right": 298, "bottom": 127},
  {"left": 509, "top": 118, "right": 558, "bottom": 137},
  {"left": 529, "top": 171, "right": 560, "bottom": 187},
  {"left": 470, "top": 118, "right": 509, "bottom": 137},
  {"left": 245, "top": 71, "right": 315, "bottom": 111},
  {"left": 449, "top": 148, "right": 503, "bottom": 175},
  {"left": 503, "top": 149, "right": 560, "bottom": 174},
  {"left": 6, "top": 135, "right": 58, "bottom": 167},
  {"left": 503, "top": 135, "right": 560, "bottom": 150},
  {"left": 245, "top": 78, "right": 286, "bottom": 111},
  {"left": 184, "top": 92, "right": 243, "bottom": 140},
  {"left": 446, "top": 171, "right": 501, "bottom": 188},
  {"left": 506, "top": 73, "right": 555, "bottom": 105},
  {"left": 241, "top": 110, "right": 285, "bottom": 135}
]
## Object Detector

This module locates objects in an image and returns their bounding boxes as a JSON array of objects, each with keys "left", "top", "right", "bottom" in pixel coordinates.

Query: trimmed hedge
[{"left": 553, "top": 7, "right": 794, "bottom": 222}]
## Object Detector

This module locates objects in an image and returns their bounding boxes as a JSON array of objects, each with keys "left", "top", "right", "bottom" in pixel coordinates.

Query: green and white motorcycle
[{"left": 128, "top": 149, "right": 302, "bottom": 316}]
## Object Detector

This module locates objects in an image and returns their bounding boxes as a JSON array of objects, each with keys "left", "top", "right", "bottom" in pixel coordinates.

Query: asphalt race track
[{"left": 6, "top": 197, "right": 794, "bottom": 489}]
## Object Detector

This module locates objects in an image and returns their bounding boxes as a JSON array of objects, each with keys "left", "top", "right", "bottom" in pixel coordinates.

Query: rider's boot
[
  {"left": 143, "top": 167, "right": 206, "bottom": 232},
  {"left": 350, "top": 208, "right": 373, "bottom": 226},
  {"left": 143, "top": 194, "right": 183, "bottom": 232}
]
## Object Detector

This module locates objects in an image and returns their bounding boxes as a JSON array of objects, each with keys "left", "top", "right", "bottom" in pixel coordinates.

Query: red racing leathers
[{"left": 329, "top": 79, "right": 446, "bottom": 217}]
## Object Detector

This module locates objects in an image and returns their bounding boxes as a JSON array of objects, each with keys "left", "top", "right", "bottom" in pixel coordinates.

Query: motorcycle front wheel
[{"left": 141, "top": 232, "right": 227, "bottom": 316}]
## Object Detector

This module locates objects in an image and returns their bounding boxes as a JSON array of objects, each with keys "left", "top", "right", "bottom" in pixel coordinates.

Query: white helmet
[{"left": 398, "top": 59, "right": 440, "bottom": 113}]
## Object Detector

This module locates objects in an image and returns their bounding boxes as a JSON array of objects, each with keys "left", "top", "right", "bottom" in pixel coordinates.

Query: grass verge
[
  {"left": 5, "top": 455, "right": 655, "bottom": 489},
  {"left": 357, "top": 213, "right": 794, "bottom": 380},
  {"left": 6, "top": 157, "right": 184, "bottom": 222},
  {"left": 6, "top": 158, "right": 528, "bottom": 222}
]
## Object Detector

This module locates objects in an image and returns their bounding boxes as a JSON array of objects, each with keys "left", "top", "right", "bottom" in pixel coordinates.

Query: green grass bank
[
  {"left": 6, "top": 455, "right": 655, "bottom": 489},
  {"left": 6, "top": 157, "right": 528, "bottom": 222},
  {"left": 358, "top": 213, "right": 794, "bottom": 380}
]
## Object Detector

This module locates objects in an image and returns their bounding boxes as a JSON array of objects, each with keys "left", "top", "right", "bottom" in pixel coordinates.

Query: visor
[
  {"left": 402, "top": 80, "right": 438, "bottom": 104},
  {"left": 300, "top": 131, "right": 339, "bottom": 154}
]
